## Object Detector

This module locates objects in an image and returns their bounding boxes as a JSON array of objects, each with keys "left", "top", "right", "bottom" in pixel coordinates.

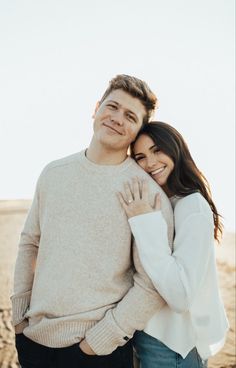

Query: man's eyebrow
[{"left": 106, "top": 99, "right": 119, "bottom": 105}]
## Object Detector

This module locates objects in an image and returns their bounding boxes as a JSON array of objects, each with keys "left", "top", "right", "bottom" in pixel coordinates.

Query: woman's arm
[
  {"left": 128, "top": 210, "right": 213, "bottom": 313},
  {"left": 118, "top": 178, "right": 213, "bottom": 313}
]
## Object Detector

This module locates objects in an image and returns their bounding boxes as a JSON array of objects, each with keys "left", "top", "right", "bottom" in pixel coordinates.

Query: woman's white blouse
[{"left": 128, "top": 192, "right": 229, "bottom": 359}]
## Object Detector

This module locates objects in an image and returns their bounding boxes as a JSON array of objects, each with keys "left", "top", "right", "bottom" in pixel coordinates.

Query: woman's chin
[{"left": 153, "top": 176, "right": 166, "bottom": 187}]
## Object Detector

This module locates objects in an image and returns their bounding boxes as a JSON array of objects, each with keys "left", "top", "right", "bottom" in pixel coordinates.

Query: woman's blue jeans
[{"left": 133, "top": 331, "right": 208, "bottom": 368}]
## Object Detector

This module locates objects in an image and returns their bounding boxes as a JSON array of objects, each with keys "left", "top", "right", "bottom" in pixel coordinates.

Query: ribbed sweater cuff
[
  {"left": 85, "top": 309, "right": 132, "bottom": 355},
  {"left": 10, "top": 290, "right": 31, "bottom": 326}
]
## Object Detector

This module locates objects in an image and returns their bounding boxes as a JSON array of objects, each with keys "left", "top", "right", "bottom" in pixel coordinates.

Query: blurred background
[{"left": 0, "top": 0, "right": 235, "bottom": 231}]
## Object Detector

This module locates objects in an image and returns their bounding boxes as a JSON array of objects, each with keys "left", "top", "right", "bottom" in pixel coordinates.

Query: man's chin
[{"left": 100, "top": 139, "right": 126, "bottom": 151}]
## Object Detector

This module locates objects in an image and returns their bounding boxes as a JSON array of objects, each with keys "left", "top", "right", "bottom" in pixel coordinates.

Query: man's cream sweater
[{"left": 11, "top": 150, "right": 173, "bottom": 355}]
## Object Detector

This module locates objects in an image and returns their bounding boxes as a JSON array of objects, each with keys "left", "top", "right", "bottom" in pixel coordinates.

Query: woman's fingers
[
  {"left": 124, "top": 182, "right": 134, "bottom": 203},
  {"left": 123, "top": 178, "right": 150, "bottom": 203},
  {"left": 117, "top": 179, "right": 160, "bottom": 219},
  {"left": 141, "top": 179, "right": 149, "bottom": 201},
  {"left": 132, "top": 177, "right": 141, "bottom": 200},
  {"left": 117, "top": 192, "right": 128, "bottom": 210}
]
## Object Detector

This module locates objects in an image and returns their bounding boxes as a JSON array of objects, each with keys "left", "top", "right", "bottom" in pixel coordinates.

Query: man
[{"left": 12, "top": 75, "right": 173, "bottom": 368}]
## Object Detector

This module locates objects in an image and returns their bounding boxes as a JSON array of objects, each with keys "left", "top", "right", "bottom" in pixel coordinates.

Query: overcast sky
[{"left": 0, "top": 0, "right": 235, "bottom": 231}]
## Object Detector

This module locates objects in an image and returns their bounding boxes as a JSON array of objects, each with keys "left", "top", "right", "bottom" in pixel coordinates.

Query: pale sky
[{"left": 0, "top": 0, "right": 235, "bottom": 231}]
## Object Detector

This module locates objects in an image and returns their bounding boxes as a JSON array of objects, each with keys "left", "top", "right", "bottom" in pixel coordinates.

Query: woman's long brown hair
[{"left": 131, "top": 121, "right": 223, "bottom": 242}]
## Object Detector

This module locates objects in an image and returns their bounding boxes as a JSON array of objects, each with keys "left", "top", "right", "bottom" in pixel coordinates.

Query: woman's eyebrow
[
  {"left": 149, "top": 144, "right": 157, "bottom": 150},
  {"left": 134, "top": 144, "right": 157, "bottom": 157}
]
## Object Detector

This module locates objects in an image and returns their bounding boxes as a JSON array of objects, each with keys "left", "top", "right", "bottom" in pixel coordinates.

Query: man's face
[{"left": 92, "top": 89, "right": 146, "bottom": 151}]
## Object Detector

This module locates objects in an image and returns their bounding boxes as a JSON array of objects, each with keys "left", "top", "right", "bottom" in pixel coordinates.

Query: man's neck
[{"left": 86, "top": 140, "right": 128, "bottom": 165}]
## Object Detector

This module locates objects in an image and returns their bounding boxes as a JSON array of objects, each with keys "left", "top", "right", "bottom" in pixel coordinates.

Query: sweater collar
[{"left": 78, "top": 149, "right": 134, "bottom": 174}]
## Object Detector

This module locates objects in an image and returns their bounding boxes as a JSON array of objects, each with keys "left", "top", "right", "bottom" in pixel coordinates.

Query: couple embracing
[{"left": 12, "top": 74, "right": 228, "bottom": 368}]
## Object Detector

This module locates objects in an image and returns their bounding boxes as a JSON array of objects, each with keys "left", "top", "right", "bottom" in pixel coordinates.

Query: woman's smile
[{"left": 150, "top": 166, "right": 166, "bottom": 176}]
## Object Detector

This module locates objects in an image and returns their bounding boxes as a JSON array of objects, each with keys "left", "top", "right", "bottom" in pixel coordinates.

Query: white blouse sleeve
[{"left": 128, "top": 210, "right": 214, "bottom": 313}]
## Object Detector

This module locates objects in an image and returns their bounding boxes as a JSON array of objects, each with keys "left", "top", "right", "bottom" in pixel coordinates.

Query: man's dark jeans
[{"left": 15, "top": 333, "right": 133, "bottom": 368}]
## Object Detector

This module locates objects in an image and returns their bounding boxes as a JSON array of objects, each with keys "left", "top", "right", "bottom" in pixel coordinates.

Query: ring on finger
[{"left": 127, "top": 198, "right": 133, "bottom": 204}]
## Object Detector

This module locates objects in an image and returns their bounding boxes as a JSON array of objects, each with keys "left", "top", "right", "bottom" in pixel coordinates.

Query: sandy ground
[{"left": 0, "top": 200, "right": 235, "bottom": 368}]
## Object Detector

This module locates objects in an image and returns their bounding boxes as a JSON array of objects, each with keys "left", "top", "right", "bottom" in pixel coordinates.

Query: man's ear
[{"left": 92, "top": 101, "right": 100, "bottom": 118}]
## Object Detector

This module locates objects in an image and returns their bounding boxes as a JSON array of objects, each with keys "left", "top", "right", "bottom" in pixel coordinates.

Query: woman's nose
[{"left": 146, "top": 155, "right": 156, "bottom": 169}]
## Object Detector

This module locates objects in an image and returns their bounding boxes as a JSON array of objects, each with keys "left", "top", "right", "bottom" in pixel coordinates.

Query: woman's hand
[{"left": 118, "top": 177, "right": 161, "bottom": 219}]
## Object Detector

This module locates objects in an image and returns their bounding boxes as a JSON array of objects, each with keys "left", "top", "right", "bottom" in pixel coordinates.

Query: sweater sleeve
[
  {"left": 10, "top": 181, "right": 41, "bottom": 326},
  {"left": 85, "top": 240, "right": 166, "bottom": 354},
  {"left": 128, "top": 210, "right": 213, "bottom": 313}
]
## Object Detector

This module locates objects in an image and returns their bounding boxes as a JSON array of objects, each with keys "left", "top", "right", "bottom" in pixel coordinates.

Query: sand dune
[{"left": 0, "top": 200, "right": 235, "bottom": 367}]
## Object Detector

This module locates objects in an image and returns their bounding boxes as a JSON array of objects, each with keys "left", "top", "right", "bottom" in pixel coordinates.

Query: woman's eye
[{"left": 135, "top": 156, "right": 144, "bottom": 161}]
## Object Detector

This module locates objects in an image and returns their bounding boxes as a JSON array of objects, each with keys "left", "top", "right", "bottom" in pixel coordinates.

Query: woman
[{"left": 118, "top": 122, "right": 229, "bottom": 368}]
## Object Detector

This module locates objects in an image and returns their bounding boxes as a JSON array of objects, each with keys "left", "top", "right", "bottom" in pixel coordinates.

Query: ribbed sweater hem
[{"left": 23, "top": 320, "right": 97, "bottom": 348}]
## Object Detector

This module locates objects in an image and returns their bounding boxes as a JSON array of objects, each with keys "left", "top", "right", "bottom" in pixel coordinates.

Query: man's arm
[
  {"left": 84, "top": 242, "right": 166, "bottom": 355},
  {"left": 11, "top": 181, "right": 41, "bottom": 331}
]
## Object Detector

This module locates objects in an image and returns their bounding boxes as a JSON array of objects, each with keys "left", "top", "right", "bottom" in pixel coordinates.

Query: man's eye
[
  {"left": 127, "top": 114, "right": 136, "bottom": 122},
  {"left": 107, "top": 104, "right": 117, "bottom": 109}
]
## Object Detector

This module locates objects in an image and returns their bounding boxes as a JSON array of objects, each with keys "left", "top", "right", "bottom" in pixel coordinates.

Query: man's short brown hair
[{"left": 100, "top": 74, "right": 158, "bottom": 124}]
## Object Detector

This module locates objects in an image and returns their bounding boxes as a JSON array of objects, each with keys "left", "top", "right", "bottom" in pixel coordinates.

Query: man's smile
[{"left": 102, "top": 123, "right": 123, "bottom": 135}]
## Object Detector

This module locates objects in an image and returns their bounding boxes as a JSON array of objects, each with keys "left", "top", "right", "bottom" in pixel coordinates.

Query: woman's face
[{"left": 133, "top": 134, "right": 174, "bottom": 188}]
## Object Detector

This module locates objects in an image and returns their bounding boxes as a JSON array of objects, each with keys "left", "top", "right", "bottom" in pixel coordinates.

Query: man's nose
[{"left": 110, "top": 110, "right": 124, "bottom": 126}]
